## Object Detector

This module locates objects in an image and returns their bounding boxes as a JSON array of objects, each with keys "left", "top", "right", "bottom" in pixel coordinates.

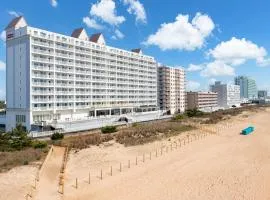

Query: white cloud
[
  {"left": 83, "top": 17, "right": 104, "bottom": 30},
  {"left": 186, "top": 81, "right": 201, "bottom": 91},
  {"left": 208, "top": 37, "right": 269, "bottom": 66},
  {"left": 0, "top": 31, "right": 6, "bottom": 42},
  {"left": 123, "top": 0, "right": 147, "bottom": 24},
  {"left": 208, "top": 78, "right": 217, "bottom": 85},
  {"left": 258, "top": 58, "right": 270, "bottom": 67},
  {"left": 144, "top": 12, "right": 215, "bottom": 51},
  {"left": 196, "top": 37, "right": 270, "bottom": 78},
  {"left": 187, "top": 64, "right": 204, "bottom": 72},
  {"left": 50, "top": 0, "right": 58, "bottom": 7},
  {"left": 112, "top": 29, "right": 125, "bottom": 40},
  {"left": 90, "top": 0, "right": 125, "bottom": 26},
  {"left": 0, "top": 61, "right": 6, "bottom": 71},
  {"left": 200, "top": 60, "right": 235, "bottom": 77},
  {"left": 8, "top": 10, "right": 20, "bottom": 17}
]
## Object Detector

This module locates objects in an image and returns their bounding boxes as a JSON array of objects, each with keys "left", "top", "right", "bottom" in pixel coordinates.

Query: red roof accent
[
  {"left": 5, "top": 16, "right": 23, "bottom": 30},
  {"left": 131, "top": 48, "right": 142, "bottom": 53},
  {"left": 90, "top": 33, "right": 102, "bottom": 43},
  {"left": 71, "top": 28, "right": 84, "bottom": 38}
]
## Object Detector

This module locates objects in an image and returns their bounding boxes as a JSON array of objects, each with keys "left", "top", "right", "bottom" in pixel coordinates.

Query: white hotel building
[
  {"left": 210, "top": 81, "right": 241, "bottom": 108},
  {"left": 5, "top": 16, "right": 158, "bottom": 131}
]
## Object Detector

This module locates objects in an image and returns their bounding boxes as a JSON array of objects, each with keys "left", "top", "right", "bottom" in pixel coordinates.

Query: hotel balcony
[
  {"left": 32, "top": 49, "right": 54, "bottom": 56},
  {"left": 32, "top": 57, "right": 54, "bottom": 64},
  {"left": 55, "top": 60, "right": 74, "bottom": 66},
  {"left": 32, "top": 40, "right": 54, "bottom": 48}
]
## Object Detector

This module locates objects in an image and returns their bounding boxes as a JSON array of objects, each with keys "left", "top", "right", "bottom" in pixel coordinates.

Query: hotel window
[{"left": 16, "top": 115, "right": 26, "bottom": 123}]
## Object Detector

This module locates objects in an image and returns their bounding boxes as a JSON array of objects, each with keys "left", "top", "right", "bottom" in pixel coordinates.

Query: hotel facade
[
  {"left": 210, "top": 81, "right": 241, "bottom": 108},
  {"left": 5, "top": 17, "right": 158, "bottom": 131},
  {"left": 158, "top": 65, "right": 186, "bottom": 114}
]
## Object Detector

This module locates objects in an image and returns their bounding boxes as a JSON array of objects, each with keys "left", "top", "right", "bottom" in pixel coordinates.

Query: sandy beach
[
  {"left": 1, "top": 108, "right": 270, "bottom": 200},
  {"left": 0, "top": 165, "right": 38, "bottom": 200},
  {"left": 63, "top": 108, "right": 270, "bottom": 200}
]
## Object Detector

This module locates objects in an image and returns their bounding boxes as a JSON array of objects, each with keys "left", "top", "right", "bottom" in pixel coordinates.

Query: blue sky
[{"left": 0, "top": 0, "right": 270, "bottom": 99}]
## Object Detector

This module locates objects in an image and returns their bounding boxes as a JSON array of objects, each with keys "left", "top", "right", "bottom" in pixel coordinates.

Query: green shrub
[
  {"left": 3, "top": 124, "right": 32, "bottom": 151},
  {"left": 172, "top": 114, "right": 186, "bottom": 121},
  {"left": 31, "top": 140, "right": 47, "bottom": 149},
  {"left": 132, "top": 123, "right": 139, "bottom": 127},
  {"left": 101, "top": 126, "right": 117, "bottom": 134},
  {"left": 51, "top": 132, "right": 64, "bottom": 140},
  {"left": 185, "top": 109, "right": 205, "bottom": 118},
  {"left": 23, "top": 160, "right": 29, "bottom": 165}
]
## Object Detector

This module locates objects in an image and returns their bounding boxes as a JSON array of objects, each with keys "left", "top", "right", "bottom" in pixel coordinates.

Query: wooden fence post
[
  {"left": 62, "top": 184, "right": 64, "bottom": 194},
  {"left": 88, "top": 172, "right": 91, "bottom": 184},
  {"left": 75, "top": 178, "right": 78, "bottom": 189},
  {"left": 34, "top": 178, "right": 37, "bottom": 189}
]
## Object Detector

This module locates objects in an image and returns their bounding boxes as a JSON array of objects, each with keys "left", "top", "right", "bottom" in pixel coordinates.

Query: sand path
[
  {"left": 34, "top": 146, "right": 65, "bottom": 200},
  {"left": 64, "top": 110, "right": 270, "bottom": 200}
]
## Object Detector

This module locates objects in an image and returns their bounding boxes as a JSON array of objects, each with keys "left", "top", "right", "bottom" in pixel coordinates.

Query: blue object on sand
[{"left": 241, "top": 126, "right": 254, "bottom": 135}]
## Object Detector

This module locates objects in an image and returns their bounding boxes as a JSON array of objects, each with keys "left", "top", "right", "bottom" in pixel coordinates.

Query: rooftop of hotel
[{"left": 6, "top": 16, "right": 155, "bottom": 60}]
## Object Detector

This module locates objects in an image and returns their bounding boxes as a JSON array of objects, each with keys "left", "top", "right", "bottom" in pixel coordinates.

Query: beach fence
[
  {"left": 58, "top": 146, "right": 69, "bottom": 194},
  {"left": 57, "top": 121, "right": 240, "bottom": 195},
  {"left": 68, "top": 125, "right": 229, "bottom": 192},
  {"left": 22, "top": 121, "right": 243, "bottom": 199}
]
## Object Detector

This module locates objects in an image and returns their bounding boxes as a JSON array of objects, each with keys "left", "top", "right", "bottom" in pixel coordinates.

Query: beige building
[
  {"left": 186, "top": 91, "right": 218, "bottom": 110},
  {"left": 158, "top": 66, "right": 185, "bottom": 114}
]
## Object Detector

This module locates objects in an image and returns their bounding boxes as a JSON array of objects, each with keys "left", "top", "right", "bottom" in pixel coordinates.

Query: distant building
[
  {"left": 186, "top": 91, "right": 218, "bottom": 111},
  {"left": 234, "top": 76, "right": 257, "bottom": 99},
  {"left": 258, "top": 90, "right": 268, "bottom": 100},
  {"left": 158, "top": 66, "right": 185, "bottom": 114},
  {"left": 210, "top": 81, "right": 240, "bottom": 108}
]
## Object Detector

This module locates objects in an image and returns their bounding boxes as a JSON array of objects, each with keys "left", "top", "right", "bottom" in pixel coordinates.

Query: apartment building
[
  {"left": 234, "top": 76, "right": 257, "bottom": 100},
  {"left": 210, "top": 81, "right": 240, "bottom": 108},
  {"left": 186, "top": 91, "right": 218, "bottom": 110},
  {"left": 258, "top": 90, "right": 268, "bottom": 100},
  {"left": 158, "top": 66, "right": 185, "bottom": 114},
  {"left": 5, "top": 16, "right": 158, "bottom": 131}
]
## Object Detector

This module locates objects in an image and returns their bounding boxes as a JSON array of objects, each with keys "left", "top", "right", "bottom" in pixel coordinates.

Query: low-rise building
[
  {"left": 158, "top": 66, "right": 185, "bottom": 114},
  {"left": 210, "top": 81, "right": 240, "bottom": 108},
  {"left": 186, "top": 91, "right": 218, "bottom": 111}
]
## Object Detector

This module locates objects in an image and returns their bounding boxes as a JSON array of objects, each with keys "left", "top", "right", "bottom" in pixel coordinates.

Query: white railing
[{"left": 30, "top": 129, "right": 64, "bottom": 138}]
